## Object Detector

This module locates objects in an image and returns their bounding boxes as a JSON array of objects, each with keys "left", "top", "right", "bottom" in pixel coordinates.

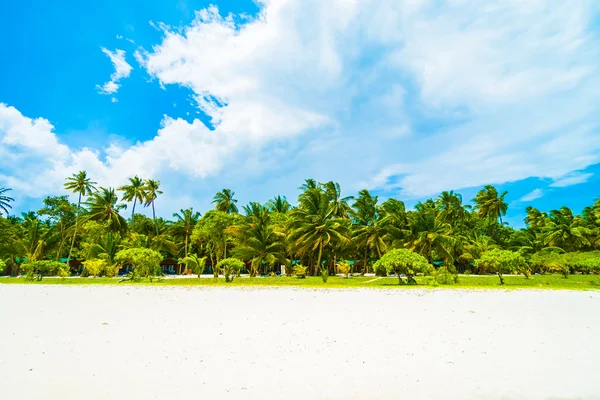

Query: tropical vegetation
[{"left": 1, "top": 173, "right": 600, "bottom": 287}]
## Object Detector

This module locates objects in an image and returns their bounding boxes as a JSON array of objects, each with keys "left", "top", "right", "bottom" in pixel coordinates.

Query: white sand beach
[{"left": 0, "top": 285, "right": 599, "bottom": 400}]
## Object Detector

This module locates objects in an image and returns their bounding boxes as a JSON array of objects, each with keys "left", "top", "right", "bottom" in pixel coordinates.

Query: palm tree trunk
[
  {"left": 315, "top": 240, "right": 323, "bottom": 276},
  {"left": 66, "top": 192, "right": 82, "bottom": 266},
  {"left": 152, "top": 201, "right": 158, "bottom": 236},
  {"left": 363, "top": 247, "right": 369, "bottom": 274},
  {"left": 131, "top": 198, "right": 137, "bottom": 231}
]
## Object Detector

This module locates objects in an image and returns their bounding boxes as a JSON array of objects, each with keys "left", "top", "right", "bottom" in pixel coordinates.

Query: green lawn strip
[{"left": 1, "top": 274, "right": 598, "bottom": 290}]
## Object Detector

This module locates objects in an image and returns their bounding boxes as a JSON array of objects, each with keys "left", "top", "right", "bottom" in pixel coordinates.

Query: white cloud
[
  {"left": 3, "top": 1, "right": 600, "bottom": 215},
  {"left": 96, "top": 48, "right": 132, "bottom": 96},
  {"left": 550, "top": 172, "right": 594, "bottom": 187},
  {"left": 519, "top": 189, "right": 544, "bottom": 202}
]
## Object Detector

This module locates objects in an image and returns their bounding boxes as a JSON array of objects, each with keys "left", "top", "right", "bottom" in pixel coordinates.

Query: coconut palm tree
[
  {"left": 288, "top": 188, "right": 348, "bottom": 275},
  {"left": 143, "top": 179, "right": 162, "bottom": 235},
  {"left": 118, "top": 176, "right": 146, "bottom": 231},
  {"left": 212, "top": 188, "right": 238, "bottom": 214},
  {"left": 231, "top": 208, "right": 286, "bottom": 276},
  {"left": 0, "top": 187, "right": 14, "bottom": 216},
  {"left": 473, "top": 185, "right": 508, "bottom": 224},
  {"left": 405, "top": 200, "right": 455, "bottom": 263},
  {"left": 171, "top": 208, "right": 201, "bottom": 259},
  {"left": 436, "top": 190, "right": 468, "bottom": 226},
  {"left": 64, "top": 171, "right": 97, "bottom": 265},
  {"left": 543, "top": 206, "right": 591, "bottom": 252},
  {"left": 267, "top": 195, "right": 292, "bottom": 213},
  {"left": 322, "top": 181, "right": 354, "bottom": 219},
  {"left": 85, "top": 187, "right": 128, "bottom": 233},
  {"left": 179, "top": 253, "right": 207, "bottom": 277}
]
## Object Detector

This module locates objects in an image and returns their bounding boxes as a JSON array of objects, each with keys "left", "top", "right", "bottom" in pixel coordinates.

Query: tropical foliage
[{"left": 1, "top": 172, "right": 600, "bottom": 284}]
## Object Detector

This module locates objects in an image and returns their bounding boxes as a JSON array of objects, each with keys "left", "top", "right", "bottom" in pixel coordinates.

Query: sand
[{"left": 0, "top": 285, "right": 599, "bottom": 400}]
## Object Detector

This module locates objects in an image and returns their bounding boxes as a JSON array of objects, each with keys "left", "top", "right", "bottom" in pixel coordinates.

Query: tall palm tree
[
  {"left": 212, "top": 189, "right": 238, "bottom": 214},
  {"left": 267, "top": 195, "right": 292, "bottom": 213},
  {"left": 85, "top": 187, "right": 128, "bottom": 233},
  {"left": 473, "top": 185, "right": 508, "bottom": 224},
  {"left": 405, "top": 200, "right": 455, "bottom": 263},
  {"left": 172, "top": 208, "right": 201, "bottom": 259},
  {"left": 118, "top": 176, "right": 146, "bottom": 231},
  {"left": 143, "top": 179, "right": 162, "bottom": 235},
  {"left": 524, "top": 206, "right": 548, "bottom": 231},
  {"left": 64, "top": 171, "right": 97, "bottom": 265},
  {"left": 436, "top": 190, "right": 467, "bottom": 226},
  {"left": 0, "top": 187, "right": 14, "bottom": 216}
]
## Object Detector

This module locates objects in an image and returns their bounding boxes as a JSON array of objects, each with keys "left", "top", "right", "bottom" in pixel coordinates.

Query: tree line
[{"left": 0, "top": 172, "right": 599, "bottom": 283}]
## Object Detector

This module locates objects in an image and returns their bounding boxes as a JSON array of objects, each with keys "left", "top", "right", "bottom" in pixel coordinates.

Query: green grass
[{"left": 1, "top": 273, "right": 599, "bottom": 290}]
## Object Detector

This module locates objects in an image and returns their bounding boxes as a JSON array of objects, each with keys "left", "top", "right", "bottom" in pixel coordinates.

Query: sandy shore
[{"left": 0, "top": 286, "right": 598, "bottom": 400}]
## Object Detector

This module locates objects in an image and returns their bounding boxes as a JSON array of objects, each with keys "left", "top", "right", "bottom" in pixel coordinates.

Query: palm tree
[
  {"left": 89, "top": 231, "right": 123, "bottom": 275},
  {"left": 144, "top": 179, "right": 163, "bottom": 235},
  {"left": 405, "top": 200, "right": 455, "bottom": 263},
  {"left": 267, "top": 195, "right": 291, "bottom": 213},
  {"left": 351, "top": 189, "right": 380, "bottom": 271},
  {"left": 524, "top": 206, "right": 548, "bottom": 231},
  {"left": 179, "top": 254, "right": 207, "bottom": 277},
  {"left": 0, "top": 187, "right": 14, "bottom": 216},
  {"left": 64, "top": 171, "right": 97, "bottom": 265},
  {"left": 85, "top": 187, "right": 128, "bottom": 233},
  {"left": 288, "top": 188, "right": 348, "bottom": 275},
  {"left": 473, "top": 185, "right": 508, "bottom": 224},
  {"left": 436, "top": 191, "right": 467, "bottom": 226},
  {"left": 118, "top": 176, "right": 146, "bottom": 231},
  {"left": 172, "top": 208, "right": 201, "bottom": 259},
  {"left": 212, "top": 189, "right": 238, "bottom": 214},
  {"left": 322, "top": 181, "right": 354, "bottom": 219},
  {"left": 543, "top": 206, "right": 591, "bottom": 252},
  {"left": 231, "top": 209, "right": 286, "bottom": 276}
]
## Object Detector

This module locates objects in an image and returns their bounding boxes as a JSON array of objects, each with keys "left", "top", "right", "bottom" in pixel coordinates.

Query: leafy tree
[
  {"left": 64, "top": 171, "right": 97, "bottom": 265},
  {"left": 0, "top": 187, "right": 14, "bottom": 216},
  {"left": 171, "top": 208, "right": 201, "bottom": 259},
  {"left": 143, "top": 179, "right": 163, "bottom": 236},
  {"left": 37, "top": 196, "right": 77, "bottom": 260},
  {"left": 118, "top": 176, "right": 146, "bottom": 231},
  {"left": 475, "top": 249, "right": 526, "bottom": 284},
  {"left": 216, "top": 258, "right": 244, "bottom": 282},
  {"left": 372, "top": 248, "right": 430, "bottom": 285},
  {"left": 22, "top": 260, "right": 70, "bottom": 281},
  {"left": 212, "top": 189, "right": 238, "bottom": 214},
  {"left": 115, "top": 248, "right": 163, "bottom": 280}
]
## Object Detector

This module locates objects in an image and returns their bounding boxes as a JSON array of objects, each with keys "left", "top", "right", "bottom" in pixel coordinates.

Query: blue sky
[{"left": 1, "top": 0, "right": 600, "bottom": 228}]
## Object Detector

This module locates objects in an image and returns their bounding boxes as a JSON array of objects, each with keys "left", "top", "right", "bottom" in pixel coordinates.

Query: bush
[
  {"left": 115, "top": 248, "right": 163, "bottom": 280},
  {"left": 434, "top": 267, "right": 458, "bottom": 285},
  {"left": 372, "top": 249, "right": 429, "bottom": 285},
  {"left": 337, "top": 260, "right": 351, "bottom": 278},
  {"left": 216, "top": 258, "right": 244, "bottom": 282},
  {"left": 83, "top": 259, "right": 118, "bottom": 277},
  {"left": 293, "top": 265, "right": 307, "bottom": 279},
  {"left": 22, "top": 261, "right": 70, "bottom": 281}
]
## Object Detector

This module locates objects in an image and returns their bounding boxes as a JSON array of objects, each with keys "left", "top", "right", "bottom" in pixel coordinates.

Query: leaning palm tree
[
  {"left": 143, "top": 179, "right": 163, "bottom": 235},
  {"left": 118, "top": 176, "right": 146, "bottom": 231},
  {"left": 0, "top": 187, "right": 14, "bottom": 216},
  {"left": 85, "top": 187, "right": 128, "bottom": 233},
  {"left": 473, "top": 185, "right": 508, "bottom": 224},
  {"left": 64, "top": 171, "right": 97, "bottom": 265},
  {"left": 543, "top": 206, "right": 591, "bottom": 252},
  {"left": 212, "top": 188, "right": 238, "bottom": 214},
  {"left": 179, "top": 253, "right": 207, "bottom": 277}
]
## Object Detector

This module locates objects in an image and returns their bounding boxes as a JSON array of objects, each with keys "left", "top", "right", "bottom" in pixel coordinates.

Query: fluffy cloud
[
  {"left": 2, "top": 0, "right": 600, "bottom": 213},
  {"left": 550, "top": 171, "right": 594, "bottom": 188},
  {"left": 96, "top": 48, "right": 132, "bottom": 96}
]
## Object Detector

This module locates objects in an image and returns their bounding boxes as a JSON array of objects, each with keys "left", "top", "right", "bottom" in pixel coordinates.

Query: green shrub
[
  {"left": 372, "top": 249, "right": 429, "bottom": 285},
  {"left": 82, "top": 259, "right": 118, "bottom": 277},
  {"left": 434, "top": 267, "right": 458, "bottom": 285},
  {"left": 337, "top": 260, "right": 351, "bottom": 278},
  {"left": 216, "top": 258, "right": 244, "bottom": 282},
  {"left": 320, "top": 266, "right": 328, "bottom": 283},
  {"left": 293, "top": 265, "right": 307, "bottom": 279},
  {"left": 22, "top": 261, "right": 70, "bottom": 281}
]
